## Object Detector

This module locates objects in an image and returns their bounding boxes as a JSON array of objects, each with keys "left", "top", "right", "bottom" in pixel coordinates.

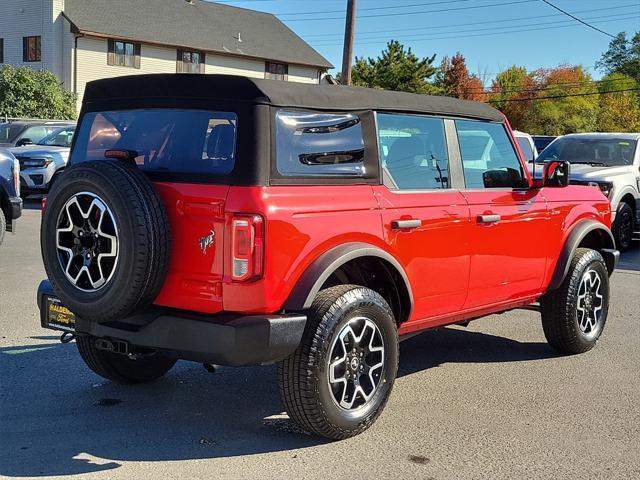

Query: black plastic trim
[
  {"left": 9, "top": 196, "right": 22, "bottom": 220},
  {"left": 37, "top": 280, "right": 306, "bottom": 366},
  {"left": 548, "top": 220, "right": 617, "bottom": 291},
  {"left": 284, "top": 242, "right": 414, "bottom": 318}
]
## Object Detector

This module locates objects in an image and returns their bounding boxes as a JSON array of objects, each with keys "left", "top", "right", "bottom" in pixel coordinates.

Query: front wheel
[
  {"left": 278, "top": 285, "right": 399, "bottom": 440},
  {"left": 76, "top": 335, "right": 177, "bottom": 384},
  {"left": 541, "top": 248, "right": 610, "bottom": 354},
  {"left": 613, "top": 202, "right": 634, "bottom": 251}
]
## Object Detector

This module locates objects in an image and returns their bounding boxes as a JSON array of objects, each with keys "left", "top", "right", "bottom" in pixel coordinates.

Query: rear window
[
  {"left": 276, "top": 110, "right": 365, "bottom": 177},
  {"left": 73, "top": 109, "right": 237, "bottom": 175}
]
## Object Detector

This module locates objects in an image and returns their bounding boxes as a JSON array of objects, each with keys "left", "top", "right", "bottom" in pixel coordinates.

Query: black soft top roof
[{"left": 83, "top": 74, "right": 503, "bottom": 122}]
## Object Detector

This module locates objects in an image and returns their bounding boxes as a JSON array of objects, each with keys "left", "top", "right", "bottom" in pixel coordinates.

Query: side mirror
[
  {"left": 543, "top": 160, "right": 570, "bottom": 187},
  {"left": 16, "top": 138, "right": 33, "bottom": 147},
  {"left": 482, "top": 167, "right": 524, "bottom": 188}
]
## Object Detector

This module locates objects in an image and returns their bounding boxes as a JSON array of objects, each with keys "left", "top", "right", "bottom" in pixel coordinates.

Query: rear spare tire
[{"left": 41, "top": 160, "right": 169, "bottom": 322}]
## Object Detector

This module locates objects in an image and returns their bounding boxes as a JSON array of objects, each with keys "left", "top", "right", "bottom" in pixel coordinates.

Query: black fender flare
[
  {"left": 284, "top": 242, "right": 414, "bottom": 317},
  {"left": 548, "top": 220, "right": 618, "bottom": 291}
]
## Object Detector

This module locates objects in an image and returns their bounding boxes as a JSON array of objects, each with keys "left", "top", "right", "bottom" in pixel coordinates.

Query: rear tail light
[{"left": 231, "top": 214, "right": 264, "bottom": 282}]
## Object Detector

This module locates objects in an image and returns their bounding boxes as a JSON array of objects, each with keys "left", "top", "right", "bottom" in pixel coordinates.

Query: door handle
[
  {"left": 477, "top": 214, "right": 501, "bottom": 224},
  {"left": 391, "top": 219, "right": 421, "bottom": 230}
]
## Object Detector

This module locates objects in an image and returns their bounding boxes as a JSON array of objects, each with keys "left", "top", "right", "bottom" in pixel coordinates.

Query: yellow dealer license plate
[{"left": 44, "top": 296, "right": 76, "bottom": 332}]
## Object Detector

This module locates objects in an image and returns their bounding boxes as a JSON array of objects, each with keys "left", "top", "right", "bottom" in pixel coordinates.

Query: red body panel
[
  {"left": 146, "top": 114, "right": 612, "bottom": 336},
  {"left": 149, "top": 179, "right": 612, "bottom": 333},
  {"left": 153, "top": 182, "right": 228, "bottom": 314},
  {"left": 373, "top": 187, "right": 471, "bottom": 322}
]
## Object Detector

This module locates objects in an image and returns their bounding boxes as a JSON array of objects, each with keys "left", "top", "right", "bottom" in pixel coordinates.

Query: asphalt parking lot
[{"left": 1, "top": 201, "right": 639, "bottom": 480}]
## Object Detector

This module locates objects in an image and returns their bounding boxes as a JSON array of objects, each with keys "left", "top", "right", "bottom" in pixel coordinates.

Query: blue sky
[{"left": 216, "top": 0, "right": 640, "bottom": 83}]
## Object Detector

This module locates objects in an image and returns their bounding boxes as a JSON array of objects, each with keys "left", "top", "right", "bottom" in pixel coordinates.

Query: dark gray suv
[{"left": 0, "top": 148, "right": 23, "bottom": 245}]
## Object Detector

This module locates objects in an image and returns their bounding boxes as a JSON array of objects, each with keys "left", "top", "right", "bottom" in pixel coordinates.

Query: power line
[
  {"left": 278, "top": 0, "right": 476, "bottom": 17},
  {"left": 313, "top": 11, "right": 635, "bottom": 44},
  {"left": 311, "top": 14, "right": 640, "bottom": 46},
  {"left": 284, "top": 0, "right": 536, "bottom": 22},
  {"left": 468, "top": 77, "right": 635, "bottom": 95},
  {"left": 300, "top": 3, "right": 639, "bottom": 38},
  {"left": 488, "top": 88, "right": 640, "bottom": 102},
  {"left": 539, "top": 0, "right": 616, "bottom": 38}
]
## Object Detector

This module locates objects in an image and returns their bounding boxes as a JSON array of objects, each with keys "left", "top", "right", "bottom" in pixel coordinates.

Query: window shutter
[
  {"left": 133, "top": 43, "right": 141, "bottom": 69},
  {"left": 22, "top": 37, "right": 28, "bottom": 62},
  {"left": 176, "top": 49, "right": 183, "bottom": 73},
  {"left": 0, "top": 39, "right": 4, "bottom": 64},
  {"left": 199, "top": 51, "right": 206, "bottom": 74},
  {"left": 107, "top": 39, "right": 114, "bottom": 65}
]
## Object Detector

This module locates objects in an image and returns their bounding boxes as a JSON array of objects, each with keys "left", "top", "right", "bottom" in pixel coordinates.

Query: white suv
[{"left": 537, "top": 133, "right": 640, "bottom": 250}]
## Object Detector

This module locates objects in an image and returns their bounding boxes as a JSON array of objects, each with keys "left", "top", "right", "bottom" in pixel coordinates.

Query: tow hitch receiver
[{"left": 95, "top": 338, "right": 130, "bottom": 355}]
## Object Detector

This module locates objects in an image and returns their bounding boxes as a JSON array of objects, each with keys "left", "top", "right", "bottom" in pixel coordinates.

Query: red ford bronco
[{"left": 38, "top": 74, "right": 619, "bottom": 439}]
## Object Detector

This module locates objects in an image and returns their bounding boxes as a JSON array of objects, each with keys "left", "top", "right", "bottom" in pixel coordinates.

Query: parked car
[
  {"left": 11, "top": 125, "right": 75, "bottom": 198},
  {"left": 0, "top": 148, "right": 23, "bottom": 245},
  {"left": 38, "top": 74, "right": 619, "bottom": 439},
  {"left": 513, "top": 130, "right": 538, "bottom": 162},
  {"left": 533, "top": 135, "right": 557, "bottom": 153},
  {"left": 537, "top": 133, "right": 639, "bottom": 250},
  {"left": 0, "top": 121, "right": 75, "bottom": 148}
]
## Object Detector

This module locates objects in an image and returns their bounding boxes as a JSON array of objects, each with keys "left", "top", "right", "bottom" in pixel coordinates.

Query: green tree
[
  {"left": 351, "top": 40, "right": 439, "bottom": 94},
  {"left": 489, "top": 66, "right": 538, "bottom": 130},
  {"left": 596, "top": 73, "right": 640, "bottom": 132},
  {"left": 0, "top": 65, "right": 76, "bottom": 120},
  {"left": 596, "top": 31, "right": 640, "bottom": 83},
  {"left": 528, "top": 66, "right": 599, "bottom": 135}
]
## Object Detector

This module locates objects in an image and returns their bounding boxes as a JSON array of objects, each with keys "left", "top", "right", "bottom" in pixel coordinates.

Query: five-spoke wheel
[
  {"left": 328, "top": 317, "right": 385, "bottom": 410},
  {"left": 56, "top": 192, "right": 118, "bottom": 291}
]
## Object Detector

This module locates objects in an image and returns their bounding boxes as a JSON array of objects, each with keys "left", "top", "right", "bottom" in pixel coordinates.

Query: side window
[
  {"left": 456, "top": 120, "right": 525, "bottom": 189},
  {"left": 515, "top": 137, "right": 535, "bottom": 162},
  {"left": 275, "top": 110, "right": 364, "bottom": 177},
  {"left": 377, "top": 113, "right": 449, "bottom": 190},
  {"left": 22, "top": 126, "right": 47, "bottom": 143}
]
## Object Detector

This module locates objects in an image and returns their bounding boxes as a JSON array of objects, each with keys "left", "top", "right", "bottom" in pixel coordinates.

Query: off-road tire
[
  {"left": 0, "top": 207, "right": 5, "bottom": 246},
  {"left": 277, "top": 285, "right": 399, "bottom": 440},
  {"left": 612, "top": 202, "right": 634, "bottom": 251},
  {"left": 76, "top": 335, "right": 176, "bottom": 384},
  {"left": 541, "top": 248, "right": 609, "bottom": 354},
  {"left": 41, "top": 160, "right": 170, "bottom": 322}
]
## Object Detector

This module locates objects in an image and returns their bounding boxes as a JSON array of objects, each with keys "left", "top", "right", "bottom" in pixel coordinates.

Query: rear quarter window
[
  {"left": 72, "top": 109, "right": 237, "bottom": 175},
  {"left": 275, "top": 110, "right": 365, "bottom": 177}
]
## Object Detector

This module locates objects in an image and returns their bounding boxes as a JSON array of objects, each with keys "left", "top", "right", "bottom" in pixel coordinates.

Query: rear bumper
[{"left": 37, "top": 280, "right": 306, "bottom": 366}]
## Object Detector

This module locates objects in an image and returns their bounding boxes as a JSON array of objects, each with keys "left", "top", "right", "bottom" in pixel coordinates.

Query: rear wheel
[
  {"left": 541, "top": 248, "right": 610, "bottom": 354},
  {"left": 76, "top": 335, "right": 176, "bottom": 384},
  {"left": 613, "top": 202, "right": 634, "bottom": 251},
  {"left": 278, "top": 285, "right": 399, "bottom": 440},
  {"left": 40, "top": 161, "right": 170, "bottom": 322}
]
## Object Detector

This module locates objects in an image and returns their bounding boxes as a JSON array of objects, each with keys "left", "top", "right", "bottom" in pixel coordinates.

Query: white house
[{"left": 0, "top": 0, "right": 333, "bottom": 111}]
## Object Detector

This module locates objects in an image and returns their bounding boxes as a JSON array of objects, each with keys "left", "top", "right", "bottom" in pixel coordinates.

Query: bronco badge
[{"left": 199, "top": 229, "right": 215, "bottom": 255}]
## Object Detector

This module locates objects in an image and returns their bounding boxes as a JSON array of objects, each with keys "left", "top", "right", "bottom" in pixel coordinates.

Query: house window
[
  {"left": 177, "top": 49, "right": 205, "bottom": 73},
  {"left": 107, "top": 39, "right": 140, "bottom": 68},
  {"left": 23, "top": 36, "right": 41, "bottom": 62},
  {"left": 265, "top": 62, "right": 288, "bottom": 81}
]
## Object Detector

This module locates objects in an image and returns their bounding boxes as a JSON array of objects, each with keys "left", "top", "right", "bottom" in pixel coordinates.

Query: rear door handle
[
  {"left": 391, "top": 219, "right": 421, "bottom": 230},
  {"left": 477, "top": 214, "right": 501, "bottom": 224}
]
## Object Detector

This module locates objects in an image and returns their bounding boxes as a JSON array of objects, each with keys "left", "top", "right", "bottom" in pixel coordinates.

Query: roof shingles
[{"left": 63, "top": 0, "right": 333, "bottom": 69}]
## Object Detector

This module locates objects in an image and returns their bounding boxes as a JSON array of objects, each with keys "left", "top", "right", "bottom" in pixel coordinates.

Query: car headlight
[
  {"left": 588, "top": 181, "right": 613, "bottom": 198},
  {"left": 21, "top": 158, "right": 53, "bottom": 168},
  {"left": 13, "top": 157, "right": 20, "bottom": 197}
]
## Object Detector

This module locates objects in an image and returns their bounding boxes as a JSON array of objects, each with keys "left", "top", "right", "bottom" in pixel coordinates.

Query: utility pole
[{"left": 341, "top": 0, "right": 356, "bottom": 85}]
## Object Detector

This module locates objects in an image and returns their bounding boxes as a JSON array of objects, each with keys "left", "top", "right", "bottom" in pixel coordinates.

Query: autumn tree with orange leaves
[{"left": 436, "top": 53, "right": 486, "bottom": 102}]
